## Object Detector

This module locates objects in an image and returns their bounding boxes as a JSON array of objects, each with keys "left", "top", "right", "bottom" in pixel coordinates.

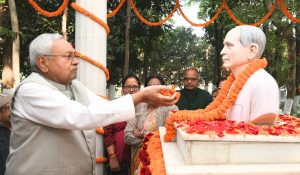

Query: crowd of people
[{"left": 0, "top": 25, "right": 281, "bottom": 175}]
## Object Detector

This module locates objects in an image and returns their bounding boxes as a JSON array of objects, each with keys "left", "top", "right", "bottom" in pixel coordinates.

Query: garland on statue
[{"left": 164, "top": 58, "right": 268, "bottom": 142}]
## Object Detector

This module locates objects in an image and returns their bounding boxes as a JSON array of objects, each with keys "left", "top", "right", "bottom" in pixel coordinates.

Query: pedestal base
[{"left": 159, "top": 127, "right": 300, "bottom": 175}]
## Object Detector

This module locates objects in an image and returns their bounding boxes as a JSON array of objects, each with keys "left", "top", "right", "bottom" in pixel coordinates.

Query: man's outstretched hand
[{"left": 131, "top": 85, "right": 180, "bottom": 106}]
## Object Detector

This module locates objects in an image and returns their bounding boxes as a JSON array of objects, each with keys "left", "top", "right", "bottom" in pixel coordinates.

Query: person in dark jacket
[{"left": 176, "top": 67, "right": 212, "bottom": 110}]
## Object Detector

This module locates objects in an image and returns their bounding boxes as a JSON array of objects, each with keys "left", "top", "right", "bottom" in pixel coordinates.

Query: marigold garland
[
  {"left": 71, "top": 2, "right": 110, "bottom": 35},
  {"left": 278, "top": 0, "right": 300, "bottom": 24},
  {"left": 129, "top": 0, "right": 177, "bottom": 26},
  {"left": 175, "top": 0, "right": 224, "bottom": 27},
  {"left": 75, "top": 51, "right": 110, "bottom": 81},
  {"left": 224, "top": 0, "right": 278, "bottom": 26},
  {"left": 107, "top": 0, "right": 127, "bottom": 18},
  {"left": 28, "top": 0, "right": 69, "bottom": 17},
  {"left": 139, "top": 131, "right": 166, "bottom": 175},
  {"left": 28, "top": 0, "right": 300, "bottom": 26},
  {"left": 164, "top": 58, "right": 268, "bottom": 142},
  {"left": 96, "top": 157, "right": 108, "bottom": 163},
  {"left": 96, "top": 128, "right": 105, "bottom": 135}
]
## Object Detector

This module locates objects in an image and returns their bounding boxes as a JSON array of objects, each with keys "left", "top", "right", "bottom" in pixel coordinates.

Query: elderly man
[
  {"left": 0, "top": 93, "right": 11, "bottom": 175},
  {"left": 176, "top": 67, "right": 212, "bottom": 110},
  {"left": 221, "top": 25, "right": 279, "bottom": 125},
  {"left": 5, "top": 33, "right": 178, "bottom": 175}
]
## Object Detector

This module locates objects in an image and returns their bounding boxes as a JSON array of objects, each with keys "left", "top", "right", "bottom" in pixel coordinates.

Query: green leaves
[{"left": 0, "top": 26, "right": 17, "bottom": 39}]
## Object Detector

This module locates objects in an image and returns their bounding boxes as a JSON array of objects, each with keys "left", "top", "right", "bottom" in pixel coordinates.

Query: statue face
[{"left": 220, "top": 29, "right": 250, "bottom": 74}]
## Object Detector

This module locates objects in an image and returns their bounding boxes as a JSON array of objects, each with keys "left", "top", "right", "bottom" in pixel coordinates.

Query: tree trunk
[
  {"left": 149, "top": 42, "right": 158, "bottom": 75},
  {"left": 281, "top": 27, "right": 296, "bottom": 114},
  {"left": 285, "top": 29, "right": 296, "bottom": 99},
  {"left": 143, "top": 43, "right": 151, "bottom": 82},
  {"left": 0, "top": 1, "right": 11, "bottom": 66},
  {"left": 62, "top": 6, "right": 68, "bottom": 40},
  {"left": 213, "top": 20, "right": 221, "bottom": 84},
  {"left": 123, "top": 0, "right": 131, "bottom": 77},
  {"left": 8, "top": 0, "right": 19, "bottom": 87}
]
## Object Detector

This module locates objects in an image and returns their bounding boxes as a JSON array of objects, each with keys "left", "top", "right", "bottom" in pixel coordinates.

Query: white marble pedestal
[{"left": 159, "top": 127, "right": 300, "bottom": 175}]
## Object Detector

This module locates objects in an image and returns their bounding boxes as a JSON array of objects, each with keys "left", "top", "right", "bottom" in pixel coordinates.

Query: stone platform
[
  {"left": 159, "top": 127, "right": 300, "bottom": 175},
  {"left": 176, "top": 127, "right": 300, "bottom": 165}
]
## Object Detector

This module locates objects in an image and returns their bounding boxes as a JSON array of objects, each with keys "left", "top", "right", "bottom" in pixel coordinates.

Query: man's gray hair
[
  {"left": 233, "top": 25, "right": 266, "bottom": 58},
  {"left": 29, "top": 33, "right": 63, "bottom": 71}
]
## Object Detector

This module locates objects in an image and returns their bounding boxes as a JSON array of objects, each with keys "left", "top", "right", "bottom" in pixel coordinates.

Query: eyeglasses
[
  {"left": 43, "top": 52, "right": 76, "bottom": 60},
  {"left": 0, "top": 105, "right": 9, "bottom": 112},
  {"left": 123, "top": 85, "right": 140, "bottom": 91},
  {"left": 183, "top": 77, "right": 198, "bottom": 82}
]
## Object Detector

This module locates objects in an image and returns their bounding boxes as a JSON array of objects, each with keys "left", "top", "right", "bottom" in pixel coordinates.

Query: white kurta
[{"left": 13, "top": 82, "right": 135, "bottom": 130}]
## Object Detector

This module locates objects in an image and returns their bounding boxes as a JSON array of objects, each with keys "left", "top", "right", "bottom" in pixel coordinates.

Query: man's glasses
[
  {"left": 43, "top": 52, "right": 76, "bottom": 60},
  {"left": 183, "top": 77, "right": 198, "bottom": 82},
  {"left": 123, "top": 85, "right": 140, "bottom": 91},
  {"left": 0, "top": 105, "right": 9, "bottom": 112}
]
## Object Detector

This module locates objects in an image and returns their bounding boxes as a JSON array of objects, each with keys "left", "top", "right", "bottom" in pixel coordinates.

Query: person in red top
[{"left": 104, "top": 75, "right": 141, "bottom": 175}]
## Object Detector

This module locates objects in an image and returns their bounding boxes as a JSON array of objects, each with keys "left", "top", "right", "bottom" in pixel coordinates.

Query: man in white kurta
[{"left": 5, "top": 33, "right": 178, "bottom": 175}]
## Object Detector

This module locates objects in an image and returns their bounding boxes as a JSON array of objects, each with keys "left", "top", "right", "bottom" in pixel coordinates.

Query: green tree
[
  {"left": 155, "top": 27, "right": 206, "bottom": 87},
  {"left": 107, "top": 0, "right": 176, "bottom": 84}
]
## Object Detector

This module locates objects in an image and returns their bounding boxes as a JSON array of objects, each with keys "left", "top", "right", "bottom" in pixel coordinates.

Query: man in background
[
  {"left": 176, "top": 67, "right": 212, "bottom": 110},
  {"left": 0, "top": 93, "right": 11, "bottom": 175}
]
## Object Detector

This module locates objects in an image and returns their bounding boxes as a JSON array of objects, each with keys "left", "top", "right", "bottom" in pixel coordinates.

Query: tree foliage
[{"left": 1, "top": 0, "right": 298, "bottom": 94}]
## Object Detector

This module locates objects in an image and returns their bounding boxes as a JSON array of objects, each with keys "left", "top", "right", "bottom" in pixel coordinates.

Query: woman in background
[
  {"left": 104, "top": 75, "right": 141, "bottom": 175},
  {"left": 124, "top": 75, "right": 178, "bottom": 175}
]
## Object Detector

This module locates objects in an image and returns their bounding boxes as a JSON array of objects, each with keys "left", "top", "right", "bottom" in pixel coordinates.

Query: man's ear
[
  {"left": 36, "top": 56, "right": 49, "bottom": 73},
  {"left": 247, "top": 43, "right": 259, "bottom": 60}
]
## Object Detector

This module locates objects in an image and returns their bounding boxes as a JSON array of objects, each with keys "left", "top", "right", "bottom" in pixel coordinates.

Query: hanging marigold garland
[
  {"left": 28, "top": 0, "right": 300, "bottom": 27},
  {"left": 96, "top": 157, "right": 108, "bottom": 163},
  {"left": 129, "top": 0, "right": 177, "bottom": 26},
  {"left": 107, "top": 0, "right": 127, "bottom": 18},
  {"left": 175, "top": 0, "right": 225, "bottom": 27},
  {"left": 96, "top": 128, "right": 105, "bottom": 135},
  {"left": 71, "top": 2, "right": 110, "bottom": 35},
  {"left": 224, "top": 0, "right": 278, "bottom": 26},
  {"left": 278, "top": 0, "right": 300, "bottom": 24},
  {"left": 75, "top": 51, "right": 110, "bottom": 81},
  {"left": 27, "top": 0, "right": 69, "bottom": 17},
  {"left": 164, "top": 58, "right": 268, "bottom": 142},
  {"left": 95, "top": 127, "right": 107, "bottom": 164}
]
